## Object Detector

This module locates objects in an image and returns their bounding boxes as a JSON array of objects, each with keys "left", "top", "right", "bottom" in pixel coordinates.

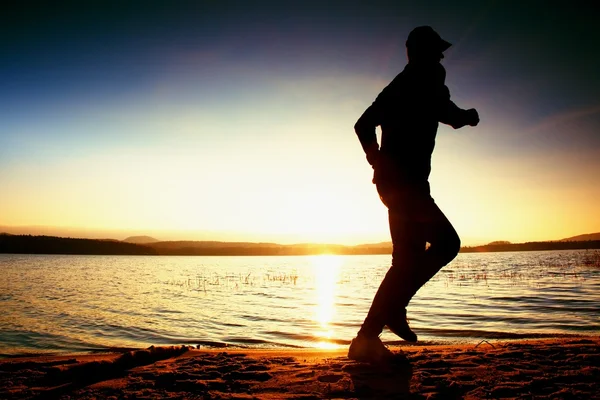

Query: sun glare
[{"left": 311, "top": 255, "right": 342, "bottom": 349}]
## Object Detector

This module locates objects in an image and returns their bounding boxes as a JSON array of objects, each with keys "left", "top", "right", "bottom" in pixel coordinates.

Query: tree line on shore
[
  {"left": 1, "top": 233, "right": 599, "bottom": 256},
  {"left": 0, "top": 234, "right": 156, "bottom": 255}
]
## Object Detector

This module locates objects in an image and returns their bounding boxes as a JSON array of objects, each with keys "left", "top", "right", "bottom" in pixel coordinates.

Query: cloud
[{"left": 525, "top": 103, "right": 600, "bottom": 135}]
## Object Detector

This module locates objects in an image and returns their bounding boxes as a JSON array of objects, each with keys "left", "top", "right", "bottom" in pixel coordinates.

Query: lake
[{"left": 1, "top": 250, "right": 599, "bottom": 356}]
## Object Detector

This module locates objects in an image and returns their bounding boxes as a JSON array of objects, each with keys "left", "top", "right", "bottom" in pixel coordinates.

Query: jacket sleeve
[
  {"left": 354, "top": 83, "right": 395, "bottom": 163},
  {"left": 354, "top": 103, "right": 380, "bottom": 155},
  {"left": 438, "top": 85, "right": 471, "bottom": 129}
]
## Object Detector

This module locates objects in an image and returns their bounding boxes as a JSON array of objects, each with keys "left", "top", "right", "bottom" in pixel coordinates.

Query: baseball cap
[{"left": 406, "top": 26, "right": 452, "bottom": 52}]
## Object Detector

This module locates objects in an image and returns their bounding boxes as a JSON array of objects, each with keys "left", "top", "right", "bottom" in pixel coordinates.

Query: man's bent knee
[
  {"left": 444, "top": 234, "right": 461, "bottom": 263},
  {"left": 433, "top": 233, "right": 460, "bottom": 266}
]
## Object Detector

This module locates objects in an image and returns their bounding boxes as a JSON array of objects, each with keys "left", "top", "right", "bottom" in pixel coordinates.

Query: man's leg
[
  {"left": 404, "top": 197, "right": 460, "bottom": 302},
  {"left": 348, "top": 199, "right": 423, "bottom": 361},
  {"left": 357, "top": 201, "right": 425, "bottom": 338},
  {"left": 376, "top": 193, "right": 460, "bottom": 341}
]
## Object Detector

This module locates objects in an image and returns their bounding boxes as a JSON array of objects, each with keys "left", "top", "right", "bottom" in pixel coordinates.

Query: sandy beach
[{"left": 1, "top": 337, "right": 598, "bottom": 399}]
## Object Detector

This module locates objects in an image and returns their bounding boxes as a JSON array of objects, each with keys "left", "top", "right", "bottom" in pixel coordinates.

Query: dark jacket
[{"left": 355, "top": 62, "right": 471, "bottom": 185}]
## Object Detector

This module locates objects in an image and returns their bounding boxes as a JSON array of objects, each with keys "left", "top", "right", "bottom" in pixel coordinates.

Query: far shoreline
[{"left": 1, "top": 233, "right": 600, "bottom": 256}]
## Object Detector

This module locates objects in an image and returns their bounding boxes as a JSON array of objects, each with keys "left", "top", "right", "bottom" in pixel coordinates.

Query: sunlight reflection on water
[
  {"left": 0, "top": 250, "right": 598, "bottom": 355},
  {"left": 311, "top": 255, "right": 341, "bottom": 349}
]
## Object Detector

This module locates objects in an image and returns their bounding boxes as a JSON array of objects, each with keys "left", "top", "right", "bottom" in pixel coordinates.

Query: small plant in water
[
  {"left": 582, "top": 250, "right": 600, "bottom": 268},
  {"left": 264, "top": 269, "right": 298, "bottom": 285}
]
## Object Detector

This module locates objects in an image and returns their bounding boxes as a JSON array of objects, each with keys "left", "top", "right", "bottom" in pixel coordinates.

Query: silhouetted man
[{"left": 349, "top": 26, "right": 479, "bottom": 363}]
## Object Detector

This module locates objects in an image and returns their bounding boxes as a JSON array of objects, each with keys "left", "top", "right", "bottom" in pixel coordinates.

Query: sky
[{"left": 1, "top": 0, "right": 599, "bottom": 245}]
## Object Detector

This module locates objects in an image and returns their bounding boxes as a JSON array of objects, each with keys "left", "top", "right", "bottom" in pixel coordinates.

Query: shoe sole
[{"left": 386, "top": 325, "right": 418, "bottom": 343}]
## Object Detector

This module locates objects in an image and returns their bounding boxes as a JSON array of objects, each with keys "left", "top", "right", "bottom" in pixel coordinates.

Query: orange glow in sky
[{"left": 1, "top": 2, "right": 599, "bottom": 245}]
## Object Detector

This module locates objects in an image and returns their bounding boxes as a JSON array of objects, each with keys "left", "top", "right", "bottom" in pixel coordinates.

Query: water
[{"left": 1, "top": 250, "right": 599, "bottom": 356}]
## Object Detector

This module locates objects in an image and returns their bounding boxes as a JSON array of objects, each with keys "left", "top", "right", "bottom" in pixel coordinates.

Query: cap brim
[{"left": 440, "top": 39, "right": 452, "bottom": 52}]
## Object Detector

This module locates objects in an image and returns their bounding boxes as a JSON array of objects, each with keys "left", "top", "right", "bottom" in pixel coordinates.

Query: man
[{"left": 349, "top": 26, "right": 480, "bottom": 363}]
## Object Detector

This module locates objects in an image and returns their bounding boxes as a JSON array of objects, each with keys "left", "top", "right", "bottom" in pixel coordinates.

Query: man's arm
[
  {"left": 354, "top": 79, "right": 399, "bottom": 166},
  {"left": 438, "top": 85, "right": 479, "bottom": 129},
  {"left": 354, "top": 104, "right": 381, "bottom": 166}
]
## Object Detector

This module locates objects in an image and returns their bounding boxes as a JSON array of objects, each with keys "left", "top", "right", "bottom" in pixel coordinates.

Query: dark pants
[{"left": 359, "top": 181, "right": 461, "bottom": 337}]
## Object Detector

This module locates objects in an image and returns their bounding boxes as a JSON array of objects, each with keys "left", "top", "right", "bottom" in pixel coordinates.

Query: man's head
[{"left": 406, "top": 26, "right": 451, "bottom": 63}]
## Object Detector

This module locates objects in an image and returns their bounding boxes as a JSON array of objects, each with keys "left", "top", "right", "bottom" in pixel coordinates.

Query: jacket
[{"left": 355, "top": 62, "right": 471, "bottom": 185}]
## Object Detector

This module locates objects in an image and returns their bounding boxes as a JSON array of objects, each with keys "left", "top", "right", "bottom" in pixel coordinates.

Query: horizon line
[{"left": 2, "top": 230, "right": 599, "bottom": 248}]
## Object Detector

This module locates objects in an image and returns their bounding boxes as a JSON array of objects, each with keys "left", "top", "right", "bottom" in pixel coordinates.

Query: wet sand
[{"left": 1, "top": 337, "right": 598, "bottom": 399}]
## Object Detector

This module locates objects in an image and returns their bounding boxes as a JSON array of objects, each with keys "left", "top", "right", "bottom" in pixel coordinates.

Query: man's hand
[
  {"left": 448, "top": 108, "right": 480, "bottom": 129},
  {"left": 466, "top": 108, "right": 479, "bottom": 126}
]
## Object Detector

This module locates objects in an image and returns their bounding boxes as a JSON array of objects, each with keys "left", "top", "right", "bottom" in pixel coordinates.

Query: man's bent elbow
[{"left": 354, "top": 117, "right": 369, "bottom": 135}]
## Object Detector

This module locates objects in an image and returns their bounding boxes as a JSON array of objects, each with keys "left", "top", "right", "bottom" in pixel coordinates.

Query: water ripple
[{"left": 0, "top": 250, "right": 598, "bottom": 354}]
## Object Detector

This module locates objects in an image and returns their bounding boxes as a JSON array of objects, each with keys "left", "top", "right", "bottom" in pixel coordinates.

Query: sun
[{"left": 260, "top": 188, "right": 384, "bottom": 243}]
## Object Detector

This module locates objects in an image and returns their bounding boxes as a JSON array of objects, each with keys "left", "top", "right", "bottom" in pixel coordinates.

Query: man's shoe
[
  {"left": 386, "top": 312, "right": 418, "bottom": 342},
  {"left": 348, "top": 334, "right": 395, "bottom": 363}
]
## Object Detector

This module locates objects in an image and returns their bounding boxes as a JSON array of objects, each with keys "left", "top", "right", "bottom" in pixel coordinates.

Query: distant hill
[
  {"left": 461, "top": 240, "right": 600, "bottom": 253},
  {"left": 560, "top": 232, "right": 600, "bottom": 242},
  {"left": 123, "top": 235, "right": 159, "bottom": 244},
  {"left": 0, "top": 234, "right": 156, "bottom": 255},
  {"left": 1, "top": 232, "right": 599, "bottom": 256},
  {"left": 145, "top": 240, "right": 392, "bottom": 256}
]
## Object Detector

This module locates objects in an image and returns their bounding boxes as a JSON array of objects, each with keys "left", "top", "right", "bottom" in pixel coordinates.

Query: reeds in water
[
  {"left": 164, "top": 268, "right": 299, "bottom": 293},
  {"left": 582, "top": 250, "right": 600, "bottom": 268}
]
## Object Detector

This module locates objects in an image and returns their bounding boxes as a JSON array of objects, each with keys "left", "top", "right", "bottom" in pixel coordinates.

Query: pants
[{"left": 359, "top": 180, "right": 461, "bottom": 337}]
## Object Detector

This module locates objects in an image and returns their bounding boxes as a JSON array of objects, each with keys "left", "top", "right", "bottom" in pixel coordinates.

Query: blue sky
[{"left": 1, "top": 0, "right": 599, "bottom": 244}]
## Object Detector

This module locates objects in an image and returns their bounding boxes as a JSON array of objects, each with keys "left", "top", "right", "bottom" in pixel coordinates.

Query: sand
[{"left": 1, "top": 337, "right": 598, "bottom": 399}]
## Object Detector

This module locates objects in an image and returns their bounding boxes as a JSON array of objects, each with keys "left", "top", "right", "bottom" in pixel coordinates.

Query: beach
[{"left": 1, "top": 337, "right": 598, "bottom": 399}]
